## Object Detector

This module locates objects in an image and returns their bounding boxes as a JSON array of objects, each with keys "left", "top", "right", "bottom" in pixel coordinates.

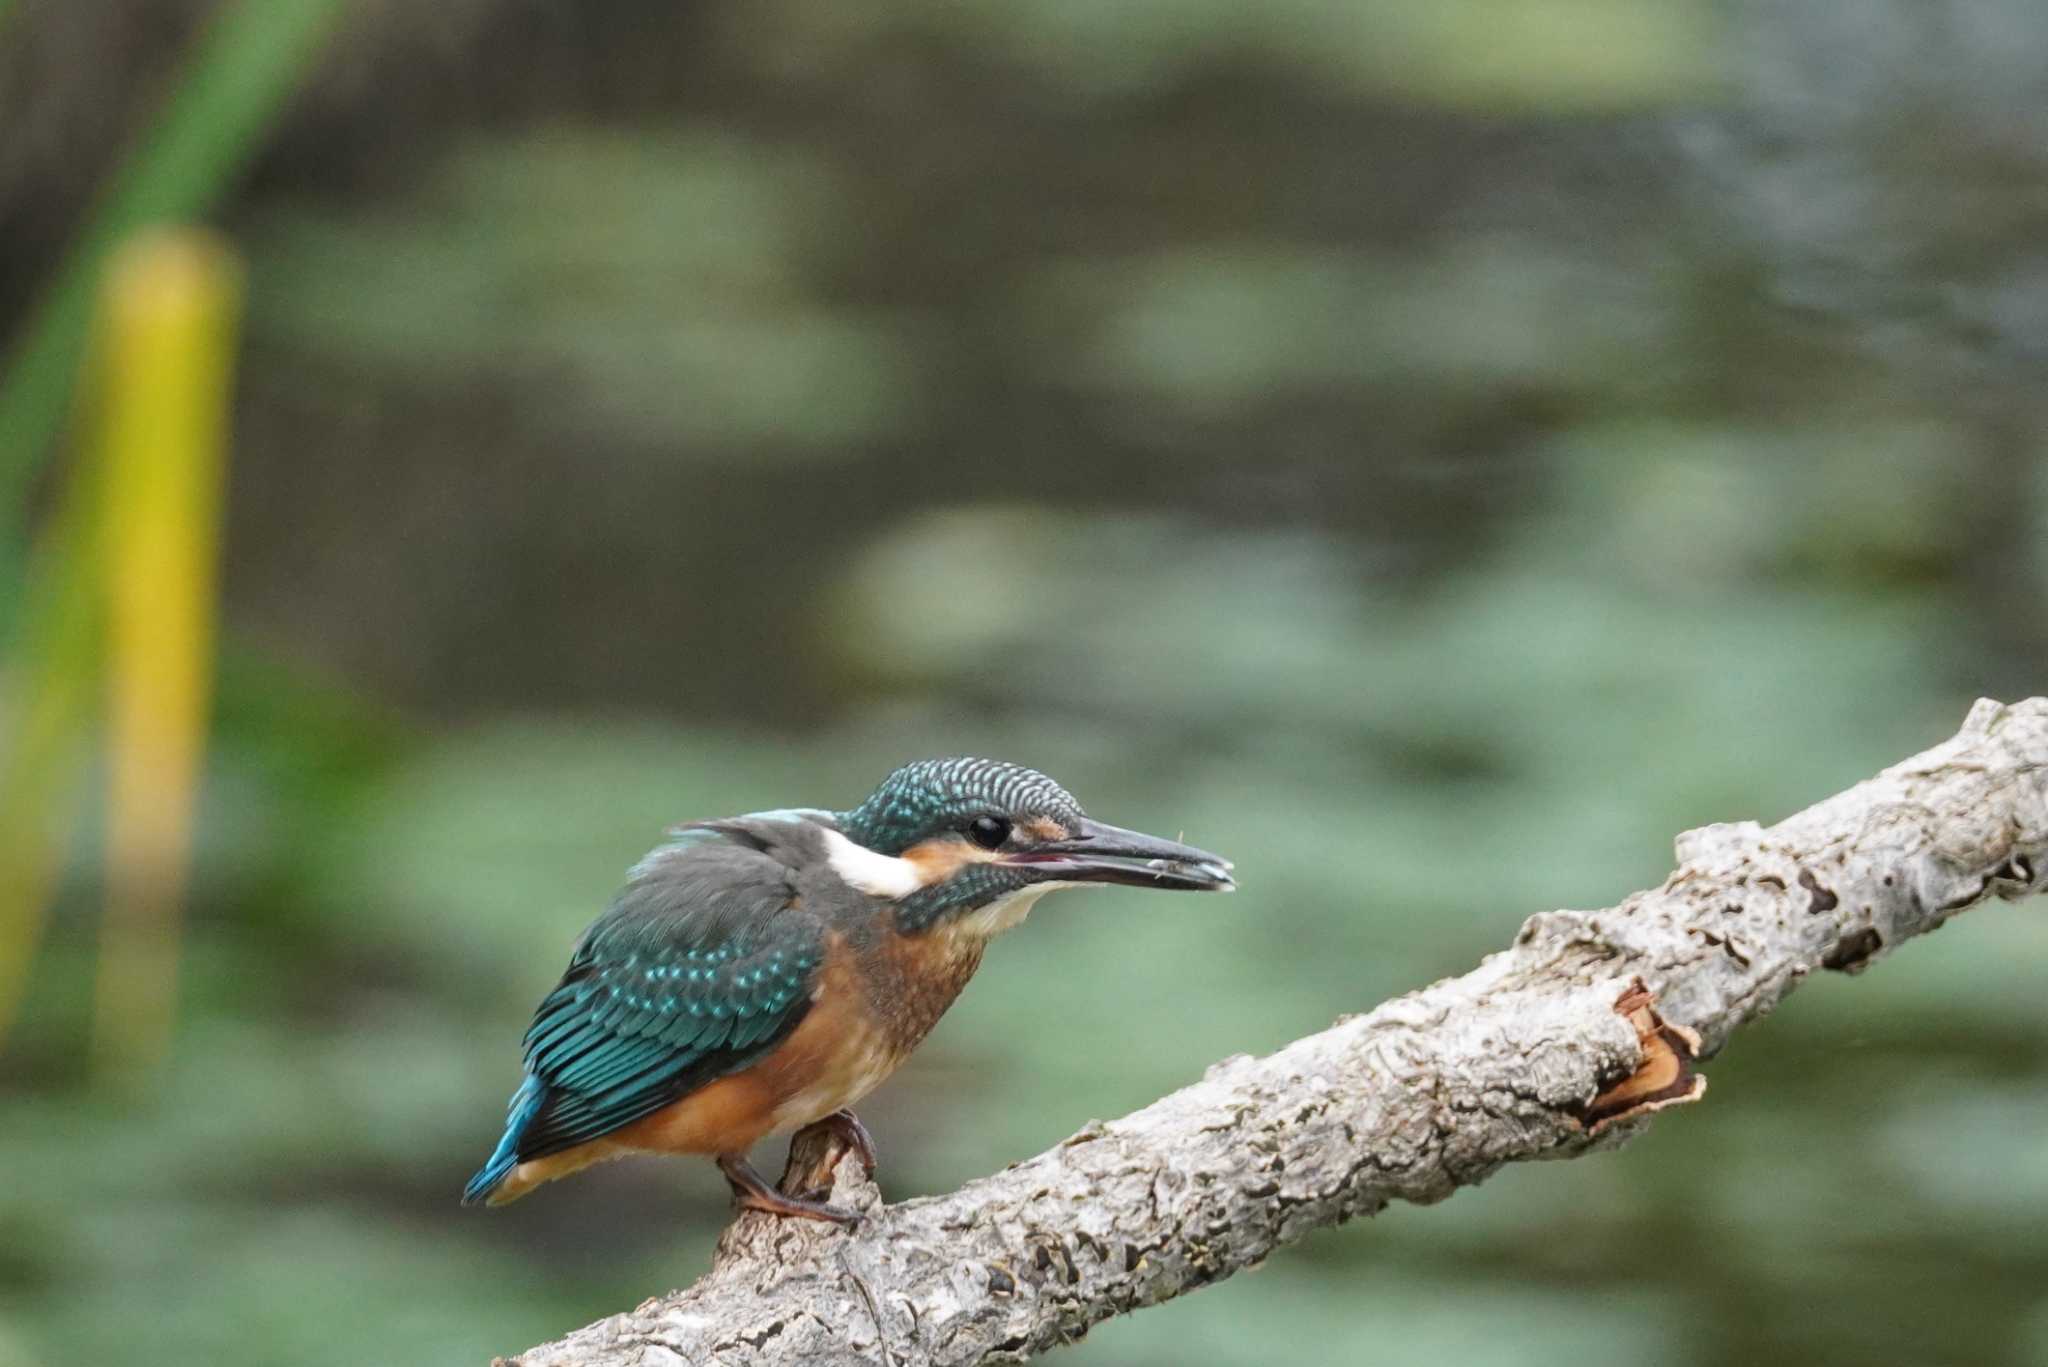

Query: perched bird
[{"left": 463, "top": 757, "right": 1233, "bottom": 1225}]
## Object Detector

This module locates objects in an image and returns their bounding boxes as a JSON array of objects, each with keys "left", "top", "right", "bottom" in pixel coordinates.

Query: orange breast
[{"left": 622, "top": 926, "right": 984, "bottom": 1155}]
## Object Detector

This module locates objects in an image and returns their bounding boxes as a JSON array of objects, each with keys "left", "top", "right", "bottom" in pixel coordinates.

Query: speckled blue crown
[{"left": 839, "top": 757, "right": 1085, "bottom": 854}]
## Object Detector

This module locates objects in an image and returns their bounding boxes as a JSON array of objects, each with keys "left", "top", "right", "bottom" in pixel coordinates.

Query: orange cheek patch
[
  {"left": 1021, "top": 816, "right": 1068, "bottom": 843},
  {"left": 901, "top": 835, "right": 991, "bottom": 886}
]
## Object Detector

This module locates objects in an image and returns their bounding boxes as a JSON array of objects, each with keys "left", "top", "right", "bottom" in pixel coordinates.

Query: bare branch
[{"left": 504, "top": 697, "right": 2048, "bottom": 1367}]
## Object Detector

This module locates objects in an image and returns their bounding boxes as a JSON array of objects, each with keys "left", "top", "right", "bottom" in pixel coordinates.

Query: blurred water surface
[{"left": 3, "top": 1, "right": 2047, "bottom": 1364}]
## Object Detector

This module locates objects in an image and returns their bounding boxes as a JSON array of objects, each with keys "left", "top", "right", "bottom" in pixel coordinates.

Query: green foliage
[
  {"left": 758, "top": 0, "right": 1717, "bottom": 106},
  {"left": 0, "top": 462, "right": 105, "bottom": 1052},
  {"left": 0, "top": 0, "right": 342, "bottom": 594},
  {"left": 247, "top": 131, "right": 916, "bottom": 454}
]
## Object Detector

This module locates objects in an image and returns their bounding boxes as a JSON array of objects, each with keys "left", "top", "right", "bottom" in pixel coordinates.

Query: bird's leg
[{"left": 717, "top": 1153, "right": 860, "bottom": 1228}]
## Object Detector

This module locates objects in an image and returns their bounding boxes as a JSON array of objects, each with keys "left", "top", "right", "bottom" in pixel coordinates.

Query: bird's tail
[{"left": 463, "top": 1074, "right": 544, "bottom": 1206}]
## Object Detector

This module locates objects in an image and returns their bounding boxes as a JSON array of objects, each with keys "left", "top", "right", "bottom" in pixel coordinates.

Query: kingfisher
[{"left": 463, "top": 757, "right": 1233, "bottom": 1226}]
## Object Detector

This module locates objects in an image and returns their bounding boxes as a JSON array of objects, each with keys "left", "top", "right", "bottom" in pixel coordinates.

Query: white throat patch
[
  {"left": 952, "top": 880, "right": 1086, "bottom": 939},
  {"left": 953, "top": 884, "right": 1050, "bottom": 938},
  {"left": 822, "top": 828, "right": 925, "bottom": 899}
]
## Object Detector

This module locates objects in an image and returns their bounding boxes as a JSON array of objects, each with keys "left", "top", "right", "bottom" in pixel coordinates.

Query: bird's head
[{"left": 826, "top": 757, "right": 1234, "bottom": 935}]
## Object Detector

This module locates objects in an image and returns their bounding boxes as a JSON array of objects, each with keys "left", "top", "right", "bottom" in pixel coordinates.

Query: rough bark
[{"left": 504, "top": 697, "right": 2048, "bottom": 1367}]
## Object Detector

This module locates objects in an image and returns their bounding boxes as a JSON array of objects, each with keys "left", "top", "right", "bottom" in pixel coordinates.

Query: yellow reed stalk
[{"left": 92, "top": 229, "right": 241, "bottom": 1081}]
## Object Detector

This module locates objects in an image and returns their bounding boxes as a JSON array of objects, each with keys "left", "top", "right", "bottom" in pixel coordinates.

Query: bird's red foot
[{"left": 717, "top": 1153, "right": 860, "bottom": 1228}]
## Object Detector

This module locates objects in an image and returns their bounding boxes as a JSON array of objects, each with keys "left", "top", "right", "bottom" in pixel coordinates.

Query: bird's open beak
[{"left": 1000, "top": 816, "right": 1235, "bottom": 892}]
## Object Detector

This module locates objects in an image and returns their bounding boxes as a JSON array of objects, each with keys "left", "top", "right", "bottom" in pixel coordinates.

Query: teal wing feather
[
  {"left": 468, "top": 822, "right": 827, "bottom": 1193},
  {"left": 518, "top": 913, "right": 821, "bottom": 1153}
]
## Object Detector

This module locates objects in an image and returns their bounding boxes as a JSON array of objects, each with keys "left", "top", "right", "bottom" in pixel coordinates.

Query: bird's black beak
[{"left": 1000, "top": 816, "right": 1235, "bottom": 892}]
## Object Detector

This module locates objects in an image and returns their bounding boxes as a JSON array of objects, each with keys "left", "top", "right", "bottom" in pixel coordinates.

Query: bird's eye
[{"left": 967, "top": 815, "right": 1011, "bottom": 850}]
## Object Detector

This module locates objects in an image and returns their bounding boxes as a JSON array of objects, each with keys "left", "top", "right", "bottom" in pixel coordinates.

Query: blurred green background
[{"left": 4, "top": 1, "right": 2048, "bottom": 1364}]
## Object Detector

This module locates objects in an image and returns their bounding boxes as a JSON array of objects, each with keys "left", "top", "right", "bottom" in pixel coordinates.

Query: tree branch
[{"left": 504, "top": 697, "right": 2048, "bottom": 1367}]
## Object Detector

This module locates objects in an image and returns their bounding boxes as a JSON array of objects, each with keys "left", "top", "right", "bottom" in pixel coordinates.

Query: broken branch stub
[
  {"left": 506, "top": 697, "right": 2048, "bottom": 1367},
  {"left": 1581, "top": 980, "right": 1705, "bottom": 1135}
]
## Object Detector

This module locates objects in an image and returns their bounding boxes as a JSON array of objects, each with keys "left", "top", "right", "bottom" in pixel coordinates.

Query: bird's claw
[{"left": 817, "top": 1108, "right": 878, "bottom": 1176}]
